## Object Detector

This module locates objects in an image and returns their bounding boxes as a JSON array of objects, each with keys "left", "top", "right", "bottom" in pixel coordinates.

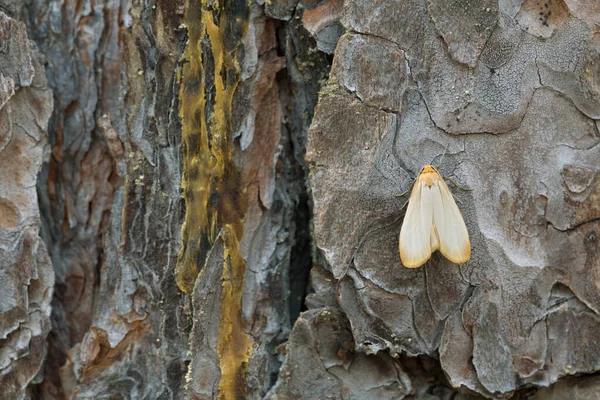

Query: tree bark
[
  {"left": 0, "top": 9, "right": 53, "bottom": 399},
  {"left": 0, "top": 0, "right": 599, "bottom": 399}
]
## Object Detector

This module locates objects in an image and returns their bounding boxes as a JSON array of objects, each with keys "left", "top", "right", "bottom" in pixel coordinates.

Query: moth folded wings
[{"left": 398, "top": 165, "right": 471, "bottom": 268}]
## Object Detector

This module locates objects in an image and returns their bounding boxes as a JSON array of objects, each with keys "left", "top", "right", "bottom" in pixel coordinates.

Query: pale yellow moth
[{"left": 399, "top": 164, "right": 471, "bottom": 268}]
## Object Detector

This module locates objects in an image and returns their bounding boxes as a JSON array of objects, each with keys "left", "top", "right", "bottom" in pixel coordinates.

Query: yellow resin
[{"left": 177, "top": 1, "right": 252, "bottom": 398}]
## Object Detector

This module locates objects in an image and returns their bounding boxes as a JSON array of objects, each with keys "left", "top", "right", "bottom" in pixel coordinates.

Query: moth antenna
[{"left": 433, "top": 144, "right": 450, "bottom": 170}]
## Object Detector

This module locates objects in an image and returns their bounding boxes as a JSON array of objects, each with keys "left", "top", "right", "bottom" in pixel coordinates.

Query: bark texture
[
  {"left": 306, "top": 0, "right": 600, "bottom": 398},
  {"left": 1, "top": 0, "right": 600, "bottom": 399},
  {"left": 21, "top": 0, "right": 190, "bottom": 398},
  {"left": 0, "top": 7, "right": 54, "bottom": 399}
]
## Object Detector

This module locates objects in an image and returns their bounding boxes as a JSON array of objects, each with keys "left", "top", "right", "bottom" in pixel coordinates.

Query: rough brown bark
[
  {"left": 1, "top": 0, "right": 600, "bottom": 399},
  {"left": 0, "top": 9, "right": 53, "bottom": 399}
]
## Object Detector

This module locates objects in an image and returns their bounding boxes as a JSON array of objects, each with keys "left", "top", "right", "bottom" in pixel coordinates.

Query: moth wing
[
  {"left": 431, "top": 179, "right": 471, "bottom": 264},
  {"left": 399, "top": 181, "right": 435, "bottom": 268}
]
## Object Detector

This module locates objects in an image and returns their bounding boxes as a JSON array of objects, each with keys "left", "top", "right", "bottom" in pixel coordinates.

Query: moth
[{"left": 398, "top": 164, "right": 471, "bottom": 268}]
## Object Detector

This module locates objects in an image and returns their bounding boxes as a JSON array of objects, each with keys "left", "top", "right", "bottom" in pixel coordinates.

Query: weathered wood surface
[{"left": 1, "top": 0, "right": 600, "bottom": 399}]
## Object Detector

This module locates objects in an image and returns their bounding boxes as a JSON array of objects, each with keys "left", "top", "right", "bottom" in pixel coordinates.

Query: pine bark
[{"left": 0, "top": 0, "right": 599, "bottom": 399}]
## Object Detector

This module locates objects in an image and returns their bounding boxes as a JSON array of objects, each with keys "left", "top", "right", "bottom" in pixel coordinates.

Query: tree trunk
[{"left": 0, "top": 0, "right": 599, "bottom": 399}]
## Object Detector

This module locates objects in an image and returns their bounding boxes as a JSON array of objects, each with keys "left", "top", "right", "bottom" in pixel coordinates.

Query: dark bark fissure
[
  {"left": 273, "top": 14, "right": 331, "bottom": 326},
  {"left": 288, "top": 188, "right": 313, "bottom": 322}
]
